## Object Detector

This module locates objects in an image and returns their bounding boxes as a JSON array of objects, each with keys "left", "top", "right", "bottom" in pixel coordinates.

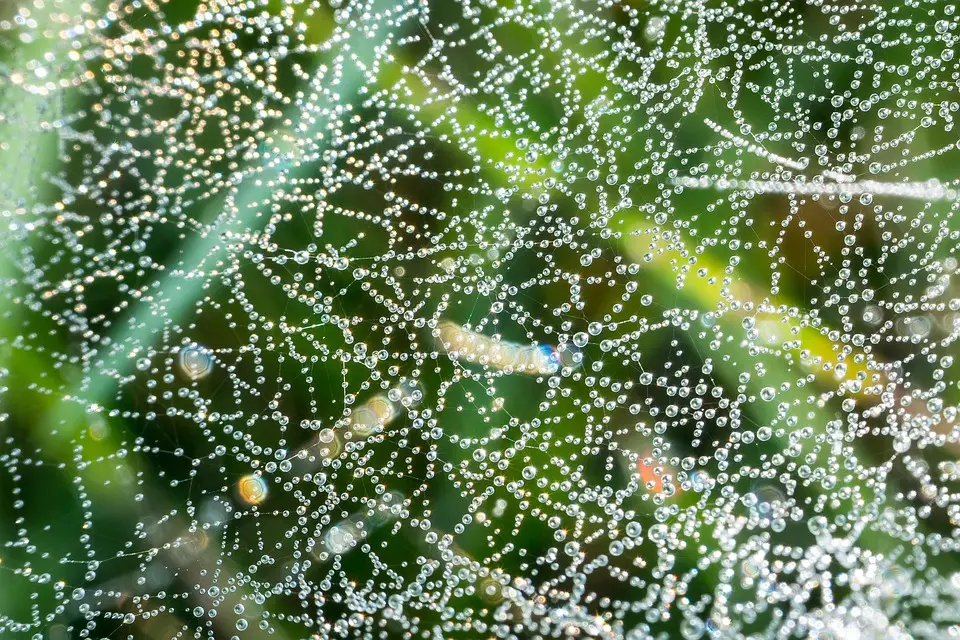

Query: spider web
[{"left": 1, "top": 0, "right": 960, "bottom": 638}]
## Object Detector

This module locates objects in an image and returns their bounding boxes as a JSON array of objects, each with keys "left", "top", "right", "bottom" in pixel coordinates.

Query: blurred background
[{"left": 1, "top": 0, "right": 960, "bottom": 637}]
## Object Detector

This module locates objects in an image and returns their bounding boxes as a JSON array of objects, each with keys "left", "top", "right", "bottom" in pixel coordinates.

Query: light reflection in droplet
[{"left": 237, "top": 474, "right": 268, "bottom": 506}]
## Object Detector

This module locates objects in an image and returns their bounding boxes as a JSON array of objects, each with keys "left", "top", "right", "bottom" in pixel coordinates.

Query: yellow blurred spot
[{"left": 238, "top": 474, "right": 268, "bottom": 505}]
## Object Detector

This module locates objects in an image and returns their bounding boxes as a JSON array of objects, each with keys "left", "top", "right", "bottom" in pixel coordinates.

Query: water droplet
[
  {"left": 238, "top": 475, "right": 268, "bottom": 506},
  {"left": 178, "top": 345, "right": 214, "bottom": 380}
]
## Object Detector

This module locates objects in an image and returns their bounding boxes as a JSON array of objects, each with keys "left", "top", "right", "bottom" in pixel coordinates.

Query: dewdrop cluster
[{"left": 435, "top": 320, "right": 581, "bottom": 376}]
